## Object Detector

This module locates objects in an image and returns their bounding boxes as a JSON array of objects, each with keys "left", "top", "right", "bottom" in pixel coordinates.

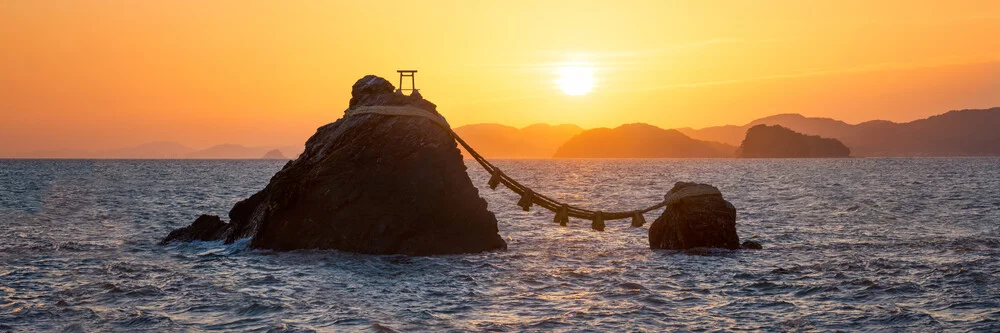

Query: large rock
[
  {"left": 162, "top": 75, "right": 507, "bottom": 255},
  {"left": 649, "top": 182, "right": 740, "bottom": 250}
]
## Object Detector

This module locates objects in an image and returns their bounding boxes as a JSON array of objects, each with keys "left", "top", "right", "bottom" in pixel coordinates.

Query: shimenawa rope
[{"left": 345, "top": 106, "right": 669, "bottom": 230}]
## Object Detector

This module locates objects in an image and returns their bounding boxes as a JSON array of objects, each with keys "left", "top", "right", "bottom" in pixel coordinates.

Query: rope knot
[
  {"left": 554, "top": 204, "right": 569, "bottom": 226},
  {"left": 591, "top": 211, "right": 605, "bottom": 231},
  {"left": 487, "top": 171, "right": 502, "bottom": 190},
  {"left": 630, "top": 211, "right": 646, "bottom": 227},
  {"left": 517, "top": 190, "right": 534, "bottom": 211}
]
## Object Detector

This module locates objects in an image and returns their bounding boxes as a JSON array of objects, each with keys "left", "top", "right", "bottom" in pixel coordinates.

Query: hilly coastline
[
  {"left": 680, "top": 107, "right": 1000, "bottom": 157},
  {"left": 8, "top": 107, "right": 998, "bottom": 159},
  {"left": 553, "top": 123, "right": 735, "bottom": 158}
]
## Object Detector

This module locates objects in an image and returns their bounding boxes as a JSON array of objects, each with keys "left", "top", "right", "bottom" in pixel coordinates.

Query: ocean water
[{"left": 1, "top": 158, "right": 999, "bottom": 332}]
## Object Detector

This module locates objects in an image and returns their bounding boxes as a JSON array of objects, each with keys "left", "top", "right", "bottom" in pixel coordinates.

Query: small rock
[
  {"left": 741, "top": 240, "right": 763, "bottom": 250},
  {"left": 620, "top": 282, "right": 647, "bottom": 290},
  {"left": 649, "top": 182, "right": 740, "bottom": 250},
  {"left": 160, "top": 215, "right": 228, "bottom": 244}
]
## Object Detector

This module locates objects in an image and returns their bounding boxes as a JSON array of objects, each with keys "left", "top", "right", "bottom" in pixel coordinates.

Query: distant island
[
  {"left": 737, "top": 125, "right": 850, "bottom": 158},
  {"left": 553, "top": 123, "right": 734, "bottom": 158},
  {"left": 261, "top": 149, "right": 288, "bottom": 159}
]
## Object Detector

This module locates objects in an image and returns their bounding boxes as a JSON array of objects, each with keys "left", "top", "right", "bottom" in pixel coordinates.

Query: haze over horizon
[{"left": 2, "top": 1, "right": 998, "bottom": 155}]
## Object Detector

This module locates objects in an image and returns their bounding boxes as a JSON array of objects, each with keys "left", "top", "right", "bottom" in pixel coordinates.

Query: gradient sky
[{"left": 1, "top": 1, "right": 998, "bottom": 155}]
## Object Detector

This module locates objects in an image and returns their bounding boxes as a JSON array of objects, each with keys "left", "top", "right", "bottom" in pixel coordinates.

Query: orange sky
[{"left": 1, "top": 1, "right": 998, "bottom": 155}]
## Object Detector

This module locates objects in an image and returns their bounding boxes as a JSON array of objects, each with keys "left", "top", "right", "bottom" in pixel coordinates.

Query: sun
[{"left": 556, "top": 65, "right": 595, "bottom": 96}]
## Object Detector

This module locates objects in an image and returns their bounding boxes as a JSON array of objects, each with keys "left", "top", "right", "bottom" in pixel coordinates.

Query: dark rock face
[
  {"left": 162, "top": 75, "right": 507, "bottom": 255},
  {"left": 737, "top": 124, "right": 850, "bottom": 158},
  {"left": 160, "top": 215, "right": 229, "bottom": 244},
  {"left": 649, "top": 182, "right": 740, "bottom": 250}
]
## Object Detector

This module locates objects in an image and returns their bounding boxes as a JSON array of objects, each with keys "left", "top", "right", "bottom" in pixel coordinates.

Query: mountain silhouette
[
  {"left": 9, "top": 108, "right": 998, "bottom": 159},
  {"left": 553, "top": 123, "right": 735, "bottom": 158},
  {"left": 453, "top": 123, "right": 583, "bottom": 158},
  {"left": 679, "top": 107, "right": 1000, "bottom": 156},
  {"left": 737, "top": 125, "right": 850, "bottom": 158}
]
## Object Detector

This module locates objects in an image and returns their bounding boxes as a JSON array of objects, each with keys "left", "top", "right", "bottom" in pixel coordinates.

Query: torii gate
[{"left": 396, "top": 70, "right": 417, "bottom": 94}]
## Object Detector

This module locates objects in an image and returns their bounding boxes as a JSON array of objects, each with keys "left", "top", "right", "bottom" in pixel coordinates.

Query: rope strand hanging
[{"left": 345, "top": 105, "right": 670, "bottom": 231}]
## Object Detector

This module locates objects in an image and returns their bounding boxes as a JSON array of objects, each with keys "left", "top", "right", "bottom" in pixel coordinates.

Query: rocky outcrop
[
  {"left": 160, "top": 215, "right": 228, "bottom": 244},
  {"left": 162, "top": 75, "right": 507, "bottom": 255},
  {"left": 737, "top": 124, "right": 851, "bottom": 158},
  {"left": 649, "top": 182, "right": 740, "bottom": 250}
]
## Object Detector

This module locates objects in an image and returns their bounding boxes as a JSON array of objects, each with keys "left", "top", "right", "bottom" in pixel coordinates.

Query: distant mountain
[
  {"left": 99, "top": 141, "right": 194, "bottom": 159},
  {"left": 185, "top": 144, "right": 289, "bottom": 159},
  {"left": 738, "top": 125, "right": 850, "bottom": 158},
  {"left": 10, "top": 107, "right": 997, "bottom": 159},
  {"left": 553, "top": 123, "right": 736, "bottom": 158},
  {"left": 679, "top": 107, "right": 1000, "bottom": 156},
  {"left": 453, "top": 123, "right": 583, "bottom": 158},
  {"left": 261, "top": 149, "right": 288, "bottom": 159}
]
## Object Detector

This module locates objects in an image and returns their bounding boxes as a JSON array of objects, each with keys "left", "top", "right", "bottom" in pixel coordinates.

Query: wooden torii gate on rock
[{"left": 396, "top": 70, "right": 418, "bottom": 94}]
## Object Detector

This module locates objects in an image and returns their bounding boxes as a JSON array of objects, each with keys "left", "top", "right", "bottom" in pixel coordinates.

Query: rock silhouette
[
  {"left": 737, "top": 124, "right": 850, "bottom": 158},
  {"left": 162, "top": 75, "right": 507, "bottom": 255},
  {"left": 649, "top": 182, "right": 741, "bottom": 250},
  {"left": 260, "top": 149, "right": 287, "bottom": 159},
  {"left": 260, "top": 149, "right": 288, "bottom": 160}
]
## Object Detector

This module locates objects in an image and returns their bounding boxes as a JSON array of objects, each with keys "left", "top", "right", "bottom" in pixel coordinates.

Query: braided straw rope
[{"left": 344, "top": 105, "right": 673, "bottom": 229}]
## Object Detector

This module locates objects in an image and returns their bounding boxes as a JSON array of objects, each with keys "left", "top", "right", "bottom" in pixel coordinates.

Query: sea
[{"left": 1, "top": 158, "right": 999, "bottom": 332}]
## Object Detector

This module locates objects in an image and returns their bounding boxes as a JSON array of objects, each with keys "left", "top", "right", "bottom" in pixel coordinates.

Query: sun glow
[{"left": 556, "top": 65, "right": 595, "bottom": 96}]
